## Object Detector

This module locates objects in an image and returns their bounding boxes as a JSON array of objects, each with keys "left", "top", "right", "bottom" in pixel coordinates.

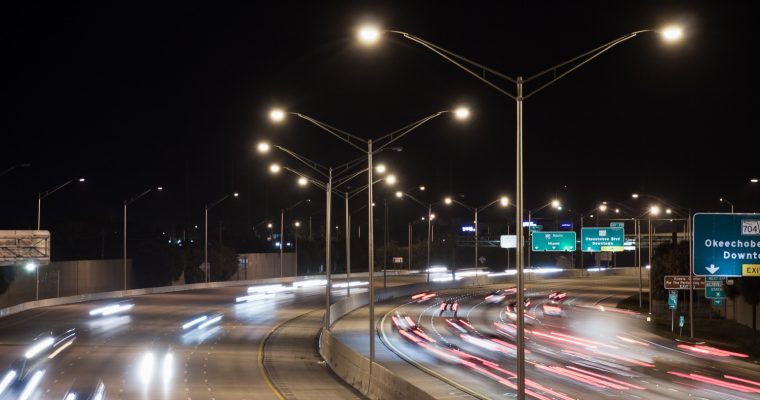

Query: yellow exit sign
[{"left": 743, "top": 264, "right": 760, "bottom": 276}]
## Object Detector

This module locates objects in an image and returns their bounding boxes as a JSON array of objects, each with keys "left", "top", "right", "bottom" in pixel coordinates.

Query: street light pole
[
  {"left": 205, "top": 192, "right": 238, "bottom": 284},
  {"left": 325, "top": 168, "right": 333, "bottom": 328},
  {"left": 515, "top": 76, "right": 526, "bottom": 399},
  {"left": 124, "top": 186, "right": 162, "bottom": 291},
  {"left": 367, "top": 140, "right": 375, "bottom": 366},
  {"left": 280, "top": 208, "right": 284, "bottom": 277},
  {"left": 427, "top": 204, "right": 432, "bottom": 282},
  {"left": 37, "top": 178, "right": 86, "bottom": 230},
  {"left": 345, "top": 191, "right": 351, "bottom": 295}
]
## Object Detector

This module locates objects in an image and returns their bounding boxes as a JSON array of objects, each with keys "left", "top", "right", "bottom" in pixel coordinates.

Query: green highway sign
[
  {"left": 581, "top": 227, "right": 625, "bottom": 252},
  {"left": 705, "top": 276, "right": 726, "bottom": 299},
  {"left": 610, "top": 221, "right": 625, "bottom": 229},
  {"left": 529, "top": 224, "right": 543, "bottom": 232},
  {"left": 679, "top": 315, "right": 685, "bottom": 328},
  {"left": 693, "top": 213, "right": 760, "bottom": 277},
  {"left": 531, "top": 231, "right": 576, "bottom": 252}
]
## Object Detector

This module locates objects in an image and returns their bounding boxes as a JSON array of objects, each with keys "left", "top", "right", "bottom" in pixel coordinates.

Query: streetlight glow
[
  {"left": 751, "top": 178, "right": 758, "bottom": 183},
  {"left": 78, "top": 178, "right": 85, "bottom": 182},
  {"left": 419, "top": 186, "right": 426, "bottom": 191},
  {"left": 429, "top": 213, "right": 435, "bottom": 220},
  {"left": 395, "top": 191, "right": 403, "bottom": 198},
  {"left": 551, "top": 199, "right": 560, "bottom": 208},
  {"left": 297, "top": 177, "right": 308, "bottom": 186},
  {"left": 650, "top": 205, "right": 661, "bottom": 215},
  {"left": 358, "top": 25, "right": 380, "bottom": 45},
  {"left": 444, "top": 197, "right": 452, "bottom": 205},
  {"left": 267, "top": 223, "right": 273, "bottom": 228},
  {"left": 375, "top": 164, "right": 386, "bottom": 174},
  {"left": 500, "top": 196, "right": 509, "bottom": 207},
  {"left": 454, "top": 107, "right": 470, "bottom": 120},
  {"left": 257, "top": 142, "right": 271, "bottom": 153},
  {"left": 295, "top": 221, "right": 301, "bottom": 227},
  {"left": 233, "top": 192, "right": 239, "bottom": 197},
  {"left": 385, "top": 174, "right": 396, "bottom": 185},
  {"left": 632, "top": 193, "right": 639, "bottom": 199},
  {"left": 25, "top": 262, "right": 37, "bottom": 272},
  {"left": 661, "top": 25, "right": 684, "bottom": 42},
  {"left": 157, "top": 186, "right": 163, "bottom": 191},
  {"left": 666, "top": 208, "right": 672, "bottom": 214},
  {"left": 269, "top": 109, "right": 285, "bottom": 122},
  {"left": 269, "top": 163, "right": 281, "bottom": 173},
  {"left": 599, "top": 204, "right": 607, "bottom": 212}
]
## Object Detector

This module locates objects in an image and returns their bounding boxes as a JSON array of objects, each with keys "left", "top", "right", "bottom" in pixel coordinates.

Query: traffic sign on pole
[
  {"left": 531, "top": 231, "right": 576, "bottom": 252},
  {"left": 693, "top": 213, "right": 760, "bottom": 277},
  {"left": 664, "top": 275, "right": 705, "bottom": 290},
  {"left": 610, "top": 221, "right": 625, "bottom": 229},
  {"left": 705, "top": 276, "right": 727, "bottom": 299},
  {"left": 581, "top": 227, "right": 625, "bottom": 252},
  {"left": 668, "top": 290, "right": 678, "bottom": 310}
]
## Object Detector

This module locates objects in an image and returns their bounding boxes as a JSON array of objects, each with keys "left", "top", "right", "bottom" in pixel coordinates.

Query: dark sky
[{"left": 2, "top": 1, "right": 758, "bottom": 250}]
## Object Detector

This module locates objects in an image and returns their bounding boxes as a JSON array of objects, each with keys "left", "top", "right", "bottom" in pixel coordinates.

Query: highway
[
  {"left": 334, "top": 273, "right": 760, "bottom": 400},
  {"left": 0, "top": 276, "right": 417, "bottom": 400}
]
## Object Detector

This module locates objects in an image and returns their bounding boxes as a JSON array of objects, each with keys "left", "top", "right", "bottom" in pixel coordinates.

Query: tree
[
  {"left": 738, "top": 277, "right": 760, "bottom": 343},
  {"left": 651, "top": 241, "right": 689, "bottom": 300}
]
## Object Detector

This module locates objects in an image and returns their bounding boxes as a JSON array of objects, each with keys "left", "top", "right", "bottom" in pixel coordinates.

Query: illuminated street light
[
  {"left": 666, "top": 208, "right": 672, "bottom": 214},
  {"left": 599, "top": 204, "right": 608, "bottom": 212},
  {"left": 375, "top": 164, "right": 386, "bottom": 174},
  {"left": 295, "top": 221, "right": 301, "bottom": 227},
  {"left": 357, "top": 25, "right": 381, "bottom": 45},
  {"left": 385, "top": 174, "right": 397, "bottom": 185},
  {"left": 267, "top": 223, "right": 273, "bottom": 228},
  {"left": 661, "top": 25, "right": 684, "bottom": 42},
  {"left": 650, "top": 205, "right": 661, "bottom": 215},
  {"left": 269, "top": 108, "right": 285, "bottom": 122},
  {"left": 444, "top": 197, "right": 452, "bottom": 205},
  {"left": 632, "top": 193, "right": 640, "bottom": 199},
  {"left": 500, "top": 196, "right": 509, "bottom": 207},
  {"left": 419, "top": 186, "right": 426, "bottom": 191},
  {"left": 298, "top": 177, "right": 308, "bottom": 186},
  {"left": 395, "top": 191, "right": 403, "bottom": 198},
  {"left": 454, "top": 107, "right": 470, "bottom": 120},
  {"left": 751, "top": 178, "right": 759, "bottom": 183},
  {"left": 257, "top": 142, "right": 271, "bottom": 153},
  {"left": 269, "top": 163, "right": 281, "bottom": 173},
  {"left": 551, "top": 199, "right": 560, "bottom": 208},
  {"left": 25, "top": 262, "right": 37, "bottom": 272}
]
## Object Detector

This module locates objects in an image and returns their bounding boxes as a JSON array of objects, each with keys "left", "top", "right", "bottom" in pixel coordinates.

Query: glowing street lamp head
[
  {"left": 429, "top": 213, "right": 436, "bottom": 220},
  {"left": 500, "top": 196, "right": 509, "bottom": 207},
  {"left": 269, "top": 108, "right": 285, "bottom": 123},
  {"left": 615, "top": 208, "right": 620, "bottom": 213},
  {"left": 419, "top": 186, "right": 426, "bottom": 191},
  {"left": 395, "top": 191, "right": 403, "bottom": 198},
  {"left": 454, "top": 107, "right": 470, "bottom": 120},
  {"left": 269, "top": 163, "right": 281, "bottom": 174},
  {"left": 631, "top": 193, "right": 639, "bottom": 199},
  {"left": 375, "top": 164, "right": 386, "bottom": 174},
  {"left": 295, "top": 221, "right": 301, "bottom": 227},
  {"left": 661, "top": 25, "right": 684, "bottom": 42},
  {"left": 297, "top": 177, "right": 308, "bottom": 186},
  {"left": 666, "top": 208, "right": 672, "bottom": 214},
  {"left": 385, "top": 174, "right": 397, "bottom": 185},
  {"left": 233, "top": 192, "right": 239, "bottom": 197},
  {"left": 25, "top": 261, "right": 37, "bottom": 272},
  {"left": 599, "top": 204, "right": 608, "bottom": 212},
  {"left": 444, "top": 197, "right": 452, "bottom": 205},
  {"left": 358, "top": 25, "right": 381, "bottom": 45},
  {"left": 650, "top": 205, "right": 661, "bottom": 215},
  {"left": 751, "top": 178, "right": 759, "bottom": 183},
  {"left": 267, "top": 223, "right": 273, "bottom": 228},
  {"left": 157, "top": 186, "right": 163, "bottom": 191},
  {"left": 551, "top": 200, "right": 560, "bottom": 208},
  {"left": 78, "top": 178, "right": 86, "bottom": 182},
  {"left": 257, "top": 142, "right": 271, "bottom": 153}
]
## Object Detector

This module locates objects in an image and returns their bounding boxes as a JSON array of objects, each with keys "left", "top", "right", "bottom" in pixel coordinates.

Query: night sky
[{"left": 2, "top": 1, "right": 758, "bottom": 258}]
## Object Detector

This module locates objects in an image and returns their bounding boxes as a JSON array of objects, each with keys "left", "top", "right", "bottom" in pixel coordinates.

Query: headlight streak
[
  {"left": 48, "top": 338, "right": 74, "bottom": 359},
  {"left": 292, "top": 279, "right": 328, "bottom": 288},
  {"left": 24, "top": 337, "right": 54, "bottom": 358},
  {"left": 89, "top": 301, "right": 134, "bottom": 316},
  {"left": 332, "top": 281, "right": 368, "bottom": 288},
  {"left": 676, "top": 344, "right": 749, "bottom": 358},
  {"left": 18, "top": 369, "right": 44, "bottom": 400},
  {"left": 0, "top": 370, "right": 17, "bottom": 395},
  {"left": 182, "top": 316, "right": 208, "bottom": 330},
  {"left": 247, "top": 284, "right": 291, "bottom": 294},
  {"left": 162, "top": 352, "right": 174, "bottom": 383},
  {"left": 197, "top": 315, "right": 222, "bottom": 329},
  {"left": 139, "top": 352, "right": 155, "bottom": 385},
  {"left": 235, "top": 292, "right": 276, "bottom": 303},
  {"left": 667, "top": 371, "right": 760, "bottom": 394}
]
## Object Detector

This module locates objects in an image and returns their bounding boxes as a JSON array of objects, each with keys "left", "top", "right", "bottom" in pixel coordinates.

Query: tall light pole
[
  {"left": 719, "top": 197, "right": 734, "bottom": 213},
  {"left": 124, "top": 186, "right": 162, "bottom": 291},
  {"left": 396, "top": 191, "right": 437, "bottom": 282},
  {"left": 205, "top": 192, "right": 238, "bottom": 284},
  {"left": 37, "top": 178, "right": 86, "bottom": 230},
  {"left": 444, "top": 195, "right": 509, "bottom": 281},
  {"left": 360, "top": 24, "right": 684, "bottom": 398},
  {"left": 268, "top": 107, "right": 467, "bottom": 367},
  {"left": 294, "top": 221, "right": 301, "bottom": 270}
]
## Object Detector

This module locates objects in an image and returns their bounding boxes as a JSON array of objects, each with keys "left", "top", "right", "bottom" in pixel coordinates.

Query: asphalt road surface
[{"left": 334, "top": 274, "right": 760, "bottom": 400}]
